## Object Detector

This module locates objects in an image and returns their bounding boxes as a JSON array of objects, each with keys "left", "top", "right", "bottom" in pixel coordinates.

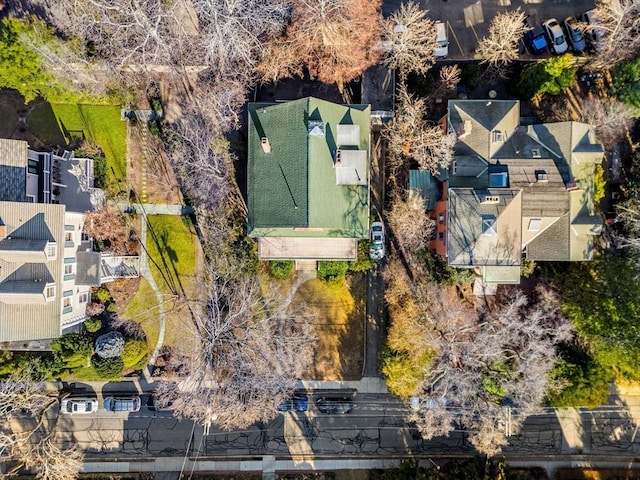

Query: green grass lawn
[
  {"left": 27, "top": 102, "right": 126, "bottom": 194},
  {"left": 124, "top": 215, "right": 201, "bottom": 353}
]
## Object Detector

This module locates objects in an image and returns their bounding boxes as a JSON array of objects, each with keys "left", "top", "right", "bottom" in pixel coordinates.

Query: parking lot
[{"left": 383, "top": 0, "right": 597, "bottom": 60}]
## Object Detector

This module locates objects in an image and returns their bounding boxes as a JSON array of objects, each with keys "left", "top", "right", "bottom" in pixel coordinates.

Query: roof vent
[
  {"left": 532, "top": 148, "right": 541, "bottom": 158},
  {"left": 535, "top": 170, "right": 548, "bottom": 182},
  {"left": 492, "top": 130, "right": 503, "bottom": 142},
  {"left": 261, "top": 137, "right": 271, "bottom": 154},
  {"left": 482, "top": 195, "right": 500, "bottom": 204},
  {"left": 482, "top": 215, "right": 497, "bottom": 235},
  {"left": 335, "top": 150, "right": 342, "bottom": 167},
  {"left": 308, "top": 120, "right": 325, "bottom": 137}
]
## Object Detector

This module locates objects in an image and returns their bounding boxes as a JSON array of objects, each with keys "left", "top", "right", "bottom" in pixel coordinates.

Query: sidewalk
[{"left": 113, "top": 202, "right": 194, "bottom": 215}]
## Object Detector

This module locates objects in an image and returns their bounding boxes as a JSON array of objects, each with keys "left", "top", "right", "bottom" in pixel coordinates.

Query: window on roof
[
  {"left": 482, "top": 215, "right": 497, "bottom": 235},
  {"left": 492, "top": 130, "right": 503, "bottom": 142},
  {"left": 489, "top": 172, "right": 508, "bottom": 187},
  {"left": 528, "top": 218, "right": 542, "bottom": 231},
  {"left": 535, "top": 170, "right": 548, "bottom": 182}
]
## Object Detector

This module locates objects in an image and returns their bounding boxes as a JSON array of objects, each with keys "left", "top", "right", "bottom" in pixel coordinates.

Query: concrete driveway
[{"left": 382, "top": 0, "right": 597, "bottom": 60}]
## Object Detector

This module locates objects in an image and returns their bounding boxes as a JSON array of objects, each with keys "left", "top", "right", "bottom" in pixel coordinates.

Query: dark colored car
[
  {"left": 103, "top": 396, "right": 141, "bottom": 412},
  {"left": 277, "top": 393, "right": 309, "bottom": 412},
  {"left": 579, "top": 10, "right": 604, "bottom": 52},
  {"left": 316, "top": 397, "right": 353, "bottom": 414},
  {"left": 524, "top": 28, "right": 549, "bottom": 54},
  {"left": 563, "top": 16, "right": 587, "bottom": 52}
]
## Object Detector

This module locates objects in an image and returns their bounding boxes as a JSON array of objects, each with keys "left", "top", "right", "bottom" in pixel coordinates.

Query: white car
[
  {"left": 369, "top": 221, "right": 385, "bottom": 260},
  {"left": 61, "top": 397, "right": 98, "bottom": 415},
  {"left": 543, "top": 19, "right": 568, "bottom": 54},
  {"left": 435, "top": 21, "right": 449, "bottom": 58}
]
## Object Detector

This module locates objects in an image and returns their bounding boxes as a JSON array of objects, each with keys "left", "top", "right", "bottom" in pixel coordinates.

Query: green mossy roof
[{"left": 247, "top": 97, "right": 370, "bottom": 238}]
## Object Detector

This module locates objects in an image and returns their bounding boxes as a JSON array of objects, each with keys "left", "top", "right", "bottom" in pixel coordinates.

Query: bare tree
[
  {"left": 155, "top": 272, "right": 315, "bottom": 430},
  {"left": 587, "top": 0, "right": 640, "bottom": 68},
  {"left": 475, "top": 9, "right": 529, "bottom": 67},
  {"left": 409, "top": 286, "right": 572, "bottom": 455},
  {"left": 386, "top": 192, "right": 435, "bottom": 258},
  {"left": 0, "top": 369, "right": 83, "bottom": 480},
  {"left": 257, "top": 0, "right": 382, "bottom": 89},
  {"left": 579, "top": 97, "right": 635, "bottom": 147},
  {"left": 380, "top": 1, "right": 438, "bottom": 79},
  {"left": 83, "top": 206, "right": 134, "bottom": 255},
  {"left": 384, "top": 84, "right": 456, "bottom": 175}
]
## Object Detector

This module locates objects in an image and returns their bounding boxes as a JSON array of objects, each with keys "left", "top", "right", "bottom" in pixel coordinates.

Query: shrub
[
  {"left": 93, "top": 157, "right": 106, "bottom": 189},
  {"left": 269, "top": 260, "right": 294, "bottom": 279},
  {"left": 91, "top": 355, "right": 124, "bottom": 379},
  {"left": 612, "top": 55, "right": 640, "bottom": 111},
  {"left": 349, "top": 240, "right": 375, "bottom": 273},
  {"left": 516, "top": 54, "right": 577, "bottom": 99},
  {"left": 51, "top": 333, "right": 92, "bottom": 369},
  {"left": 106, "top": 302, "right": 117, "bottom": 313},
  {"left": 84, "top": 317, "right": 102, "bottom": 333},
  {"left": 317, "top": 261, "right": 349, "bottom": 284},
  {"left": 93, "top": 287, "right": 111, "bottom": 303},
  {"left": 381, "top": 348, "right": 431, "bottom": 398},
  {"left": 121, "top": 338, "right": 148, "bottom": 368},
  {"left": 85, "top": 302, "right": 105, "bottom": 316}
]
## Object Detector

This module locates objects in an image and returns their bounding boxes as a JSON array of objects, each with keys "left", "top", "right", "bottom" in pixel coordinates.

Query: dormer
[
  {"left": 0, "top": 238, "right": 53, "bottom": 262},
  {"left": 0, "top": 281, "right": 55, "bottom": 304}
]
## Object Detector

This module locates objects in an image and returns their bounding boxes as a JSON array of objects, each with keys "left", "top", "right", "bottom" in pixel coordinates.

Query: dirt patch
[
  {"left": 127, "top": 123, "right": 183, "bottom": 204},
  {"left": 295, "top": 274, "right": 365, "bottom": 381},
  {"left": 105, "top": 277, "right": 142, "bottom": 316}
]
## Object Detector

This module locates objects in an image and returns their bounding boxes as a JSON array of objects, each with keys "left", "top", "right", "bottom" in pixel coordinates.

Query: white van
[{"left": 435, "top": 21, "right": 449, "bottom": 58}]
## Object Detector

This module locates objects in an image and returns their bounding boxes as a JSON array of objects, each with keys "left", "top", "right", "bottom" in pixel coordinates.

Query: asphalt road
[
  {"left": 40, "top": 386, "right": 640, "bottom": 461},
  {"left": 382, "top": 0, "right": 597, "bottom": 60}
]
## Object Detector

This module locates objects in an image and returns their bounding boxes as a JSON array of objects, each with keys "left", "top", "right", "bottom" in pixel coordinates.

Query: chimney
[{"left": 261, "top": 137, "right": 271, "bottom": 154}]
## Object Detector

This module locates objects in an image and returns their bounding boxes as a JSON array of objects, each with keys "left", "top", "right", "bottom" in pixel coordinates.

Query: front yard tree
[
  {"left": 257, "top": 0, "right": 382, "bottom": 89},
  {"left": 380, "top": 1, "right": 438, "bottom": 79},
  {"left": 0, "top": 369, "right": 84, "bottom": 480},
  {"left": 154, "top": 272, "right": 315, "bottom": 430},
  {"left": 386, "top": 193, "right": 435, "bottom": 259},
  {"left": 475, "top": 9, "right": 529, "bottom": 67}
]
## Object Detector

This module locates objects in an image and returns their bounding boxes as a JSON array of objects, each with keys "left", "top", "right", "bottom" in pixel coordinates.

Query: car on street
[
  {"left": 277, "top": 393, "right": 309, "bottom": 412},
  {"left": 563, "top": 16, "right": 587, "bottom": 52},
  {"left": 147, "top": 396, "right": 174, "bottom": 411},
  {"left": 369, "top": 221, "right": 385, "bottom": 260},
  {"left": 61, "top": 397, "right": 98, "bottom": 415},
  {"left": 524, "top": 27, "right": 548, "bottom": 54},
  {"left": 103, "top": 395, "right": 141, "bottom": 412},
  {"left": 579, "top": 10, "right": 604, "bottom": 52},
  {"left": 434, "top": 21, "right": 449, "bottom": 58},
  {"left": 542, "top": 19, "right": 568, "bottom": 54},
  {"left": 316, "top": 397, "right": 353, "bottom": 414},
  {"left": 409, "top": 396, "right": 447, "bottom": 411}
]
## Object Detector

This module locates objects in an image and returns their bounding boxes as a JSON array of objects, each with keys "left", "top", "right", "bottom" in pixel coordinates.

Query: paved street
[
  {"left": 42, "top": 384, "right": 640, "bottom": 470},
  {"left": 382, "top": 0, "right": 597, "bottom": 59}
]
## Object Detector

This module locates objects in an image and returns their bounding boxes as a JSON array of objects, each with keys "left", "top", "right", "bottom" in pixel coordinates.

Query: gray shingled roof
[
  {"left": 526, "top": 213, "right": 570, "bottom": 261},
  {"left": 0, "top": 201, "right": 65, "bottom": 342},
  {"left": 0, "top": 139, "right": 28, "bottom": 202}
]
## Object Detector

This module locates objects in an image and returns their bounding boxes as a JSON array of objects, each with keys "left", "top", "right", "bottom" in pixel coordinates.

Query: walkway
[
  {"left": 115, "top": 202, "right": 194, "bottom": 215},
  {"left": 138, "top": 210, "right": 166, "bottom": 381}
]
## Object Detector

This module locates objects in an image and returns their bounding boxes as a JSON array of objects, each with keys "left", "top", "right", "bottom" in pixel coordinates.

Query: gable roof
[
  {"left": 447, "top": 188, "right": 522, "bottom": 267},
  {"left": 0, "top": 201, "right": 65, "bottom": 342},
  {"left": 247, "top": 97, "right": 370, "bottom": 239},
  {"left": 448, "top": 100, "right": 519, "bottom": 160}
]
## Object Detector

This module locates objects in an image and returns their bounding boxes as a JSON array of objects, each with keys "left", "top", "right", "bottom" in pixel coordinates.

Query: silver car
[{"left": 369, "top": 221, "right": 385, "bottom": 260}]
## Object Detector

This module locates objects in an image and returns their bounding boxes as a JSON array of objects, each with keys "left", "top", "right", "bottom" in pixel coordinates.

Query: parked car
[
  {"left": 316, "top": 397, "right": 353, "bottom": 414},
  {"left": 409, "top": 396, "right": 447, "bottom": 411},
  {"left": 542, "top": 19, "right": 568, "bottom": 54},
  {"left": 579, "top": 10, "right": 604, "bottom": 52},
  {"left": 103, "top": 396, "right": 141, "bottom": 412},
  {"left": 562, "top": 16, "right": 587, "bottom": 52},
  {"left": 369, "top": 221, "right": 385, "bottom": 260},
  {"left": 434, "top": 21, "right": 449, "bottom": 58},
  {"left": 61, "top": 397, "right": 98, "bottom": 415},
  {"left": 277, "top": 393, "right": 309, "bottom": 412},
  {"left": 524, "top": 27, "right": 548, "bottom": 54}
]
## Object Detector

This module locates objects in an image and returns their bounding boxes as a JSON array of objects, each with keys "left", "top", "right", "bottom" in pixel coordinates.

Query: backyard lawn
[
  {"left": 26, "top": 101, "right": 126, "bottom": 193},
  {"left": 123, "top": 215, "right": 202, "bottom": 356}
]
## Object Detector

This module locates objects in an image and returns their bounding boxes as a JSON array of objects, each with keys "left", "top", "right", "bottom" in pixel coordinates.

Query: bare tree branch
[{"left": 476, "top": 9, "right": 529, "bottom": 67}]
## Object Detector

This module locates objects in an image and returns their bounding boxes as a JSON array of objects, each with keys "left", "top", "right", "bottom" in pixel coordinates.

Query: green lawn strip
[
  {"left": 27, "top": 102, "right": 126, "bottom": 194},
  {"left": 123, "top": 277, "right": 161, "bottom": 349},
  {"left": 146, "top": 215, "right": 198, "bottom": 292}
]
